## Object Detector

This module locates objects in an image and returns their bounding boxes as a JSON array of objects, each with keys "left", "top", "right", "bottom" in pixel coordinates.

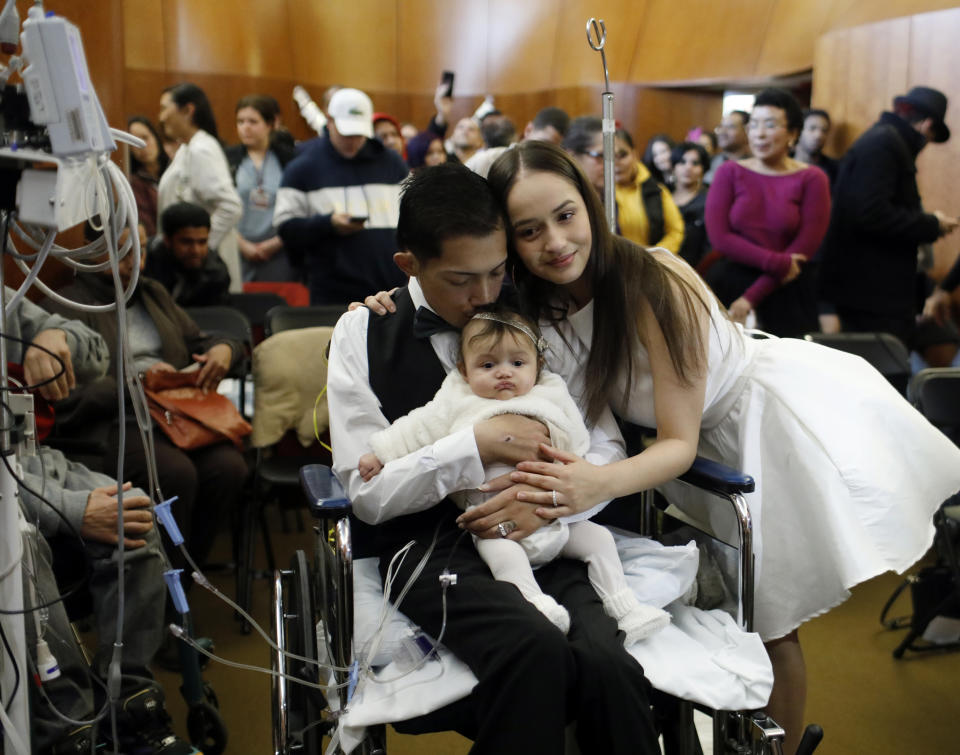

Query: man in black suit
[
  {"left": 819, "top": 86, "right": 959, "bottom": 348},
  {"left": 325, "top": 163, "right": 659, "bottom": 753}
]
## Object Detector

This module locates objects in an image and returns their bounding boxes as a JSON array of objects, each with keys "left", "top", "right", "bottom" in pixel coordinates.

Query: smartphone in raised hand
[{"left": 440, "top": 70, "right": 455, "bottom": 98}]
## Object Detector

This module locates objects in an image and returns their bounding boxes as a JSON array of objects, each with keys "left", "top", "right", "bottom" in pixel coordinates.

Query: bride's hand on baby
[
  {"left": 456, "top": 483, "right": 548, "bottom": 540},
  {"left": 511, "top": 444, "right": 610, "bottom": 520}
]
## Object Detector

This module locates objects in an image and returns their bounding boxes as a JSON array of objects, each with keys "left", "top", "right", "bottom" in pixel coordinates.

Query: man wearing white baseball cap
[{"left": 275, "top": 87, "right": 409, "bottom": 304}]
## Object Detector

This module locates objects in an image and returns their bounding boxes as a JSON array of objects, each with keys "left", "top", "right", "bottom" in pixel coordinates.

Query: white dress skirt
[{"left": 547, "top": 251, "right": 960, "bottom": 641}]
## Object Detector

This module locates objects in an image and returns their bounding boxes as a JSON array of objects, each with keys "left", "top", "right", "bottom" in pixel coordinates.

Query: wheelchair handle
[
  {"left": 300, "top": 464, "right": 352, "bottom": 515},
  {"left": 680, "top": 456, "right": 755, "bottom": 495}
]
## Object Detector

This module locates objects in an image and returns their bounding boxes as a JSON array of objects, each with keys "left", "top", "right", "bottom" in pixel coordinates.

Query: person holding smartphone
[{"left": 274, "top": 87, "right": 409, "bottom": 304}]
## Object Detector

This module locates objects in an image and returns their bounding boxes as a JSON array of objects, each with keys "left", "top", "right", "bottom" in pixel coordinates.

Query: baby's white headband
[{"left": 470, "top": 312, "right": 548, "bottom": 355}]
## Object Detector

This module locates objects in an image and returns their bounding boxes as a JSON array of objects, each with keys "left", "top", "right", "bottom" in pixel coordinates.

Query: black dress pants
[{"left": 380, "top": 514, "right": 660, "bottom": 755}]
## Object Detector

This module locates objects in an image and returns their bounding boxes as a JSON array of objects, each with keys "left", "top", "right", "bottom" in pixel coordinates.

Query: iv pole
[{"left": 586, "top": 18, "right": 616, "bottom": 233}]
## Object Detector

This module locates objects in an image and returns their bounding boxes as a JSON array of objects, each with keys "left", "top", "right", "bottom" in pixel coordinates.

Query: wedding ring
[
  {"left": 552, "top": 489, "right": 559, "bottom": 507},
  {"left": 497, "top": 523, "right": 508, "bottom": 538}
]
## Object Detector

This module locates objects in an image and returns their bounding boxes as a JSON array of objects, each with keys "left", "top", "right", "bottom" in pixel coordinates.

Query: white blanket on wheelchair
[{"left": 330, "top": 534, "right": 772, "bottom": 753}]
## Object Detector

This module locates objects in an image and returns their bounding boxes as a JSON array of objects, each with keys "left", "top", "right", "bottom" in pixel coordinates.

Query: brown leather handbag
[{"left": 143, "top": 370, "right": 252, "bottom": 450}]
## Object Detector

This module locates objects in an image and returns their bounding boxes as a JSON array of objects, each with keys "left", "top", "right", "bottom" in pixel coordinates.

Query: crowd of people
[{"left": 15, "top": 75, "right": 960, "bottom": 755}]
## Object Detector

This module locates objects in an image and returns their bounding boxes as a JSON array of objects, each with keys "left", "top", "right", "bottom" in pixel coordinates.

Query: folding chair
[
  {"left": 265, "top": 304, "right": 348, "bottom": 336},
  {"left": 227, "top": 291, "right": 288, "bottom": 345},
  {"left": 185, "top": 305, "right": 254, "bottom": 417},
  {"left": 803, "top": 332, "right": 911, "bottom": 395},
  {"left": 236, "top": 325, "right": 334, "bottom": 633}
]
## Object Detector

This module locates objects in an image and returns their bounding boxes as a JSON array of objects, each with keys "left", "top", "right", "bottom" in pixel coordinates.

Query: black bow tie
[{"left": 413, "top": 307, "right": 456, "bottom": 339}]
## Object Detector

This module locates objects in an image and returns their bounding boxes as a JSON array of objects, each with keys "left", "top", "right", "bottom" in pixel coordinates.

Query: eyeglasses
[
  {"left": 748, "top": 119, "right": 787, "bottom": 131},
  {"left": 579, "top": 149, "right": 631, "bottom": 160}
]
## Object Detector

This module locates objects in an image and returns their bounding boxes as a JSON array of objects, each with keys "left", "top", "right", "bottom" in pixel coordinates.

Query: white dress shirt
[{"left": 327, "top": 278, "right": 625, "bottom": 526}]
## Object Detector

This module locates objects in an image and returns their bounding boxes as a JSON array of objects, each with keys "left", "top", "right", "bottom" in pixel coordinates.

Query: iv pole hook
[{"left": 586, "top": 18, "right": 616, "bottom": 232}]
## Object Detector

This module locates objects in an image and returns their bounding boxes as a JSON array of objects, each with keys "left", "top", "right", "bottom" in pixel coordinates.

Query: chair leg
[
  {"left": 236, "top": 489, "right": 256, "bottom": 635},
  {"left": 260, "top": 499, "right": 277, "bottom": 573}
]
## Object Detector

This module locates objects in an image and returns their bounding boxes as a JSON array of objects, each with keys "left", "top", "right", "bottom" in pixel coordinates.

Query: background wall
[
  {"left": 38, "top": 0, "right": 960, "bottom": 150},
  {"left": 812, "top": 5, "right": 960, "bottom": 278}
]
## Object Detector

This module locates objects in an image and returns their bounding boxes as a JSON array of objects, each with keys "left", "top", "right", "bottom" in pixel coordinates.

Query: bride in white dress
[{"left": 466, "top": 140, "right": 960, "bottom": 754}]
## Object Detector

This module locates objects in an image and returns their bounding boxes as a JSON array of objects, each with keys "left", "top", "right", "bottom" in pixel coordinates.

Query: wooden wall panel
[
  {"left": 162, "top": 0, "right": 294, "bottom": 78},
  {"left": 824, "top": 0, "right": 960, "bottom": 32},
  {"left": 843, "top": 18, "right": 910, "bottom": 150},
  {"left": 630, "top": 88, "right": 723, "bottom": 147},
  {"left": 122, "top": 0, "right": 165, "bottom": 70},
  {"left": 629, "top": 0, "right": 777, "bottom": 83},
  {"left": 810, "top": 32, "right": 850, "bottom": 156},
  {"left": 487, "top": 0, "right": 558, "bottom": 94},
  {"left": 286, "top": 0, "right": 397, "bottom": 92},
  {"left": 396, "top": 0, "right": 489, "bottom": 96},
  {"left": 755, "top": 0, "right": 834, "bottom": 76}
]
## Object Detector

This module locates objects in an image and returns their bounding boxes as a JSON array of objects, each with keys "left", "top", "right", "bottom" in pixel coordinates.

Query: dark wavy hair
[
  {"left": 164, "top": 82, "right": 219, "bottom": 140},
  {"left": 396, "top": 163, "right": 504, "bottom": 263},
  {"left": 127, "top": 115, "right": 169, "bottom": 177},
  {"left": 487, "top": 141, "right": 708, "bottom": 422},
  {"left": 642, "top": 133, "right": 676, "bottom": 184},
  {"left": 236, "top": 94, "right": 280, "bottom": 125},
  {"left": 670, "top": 141, "right": 710, "bottom": 170}
]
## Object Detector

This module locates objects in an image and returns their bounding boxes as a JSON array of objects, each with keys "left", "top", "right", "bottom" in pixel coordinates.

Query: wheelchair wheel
[
  {"left": 186, "top": 701, "right": 228, "bottom": 755},
  {"left": 288, "top": 549, "right": 326, "bottom": 754}
]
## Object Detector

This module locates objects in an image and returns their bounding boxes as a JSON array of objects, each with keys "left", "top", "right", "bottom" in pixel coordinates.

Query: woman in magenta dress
[{"left": 705, "top": 89, "right": 830, "bottom": 336}]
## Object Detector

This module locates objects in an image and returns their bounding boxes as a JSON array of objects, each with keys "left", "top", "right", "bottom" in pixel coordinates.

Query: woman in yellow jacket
[{"left": 614, "top": 129, "right": 685, "bottom": 252}]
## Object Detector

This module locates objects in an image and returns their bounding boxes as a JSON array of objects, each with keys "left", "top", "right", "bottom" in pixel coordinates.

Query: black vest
[{"left": 357, "top": 287, "right": 461, "bottom": 558}]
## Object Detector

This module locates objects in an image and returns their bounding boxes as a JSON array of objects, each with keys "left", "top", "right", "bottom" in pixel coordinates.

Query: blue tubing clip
[
  {"left": 163, "top": 569, "right": 190, "bottom": 615},
  {"left": 155, "top": 497, "right": 183, "bottom": 546}
]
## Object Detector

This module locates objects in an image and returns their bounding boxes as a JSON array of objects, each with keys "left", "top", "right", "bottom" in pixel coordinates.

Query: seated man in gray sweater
[{"left": 5, "top": 288, "right": 198, "bottom": 755}]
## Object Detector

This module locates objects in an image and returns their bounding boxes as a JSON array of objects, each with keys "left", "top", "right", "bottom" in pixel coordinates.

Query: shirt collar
[{"left": 408, "top": 276, "right": 429, "bottom": 312}]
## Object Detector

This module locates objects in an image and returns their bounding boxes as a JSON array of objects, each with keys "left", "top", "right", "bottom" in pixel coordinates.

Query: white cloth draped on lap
[{"left": 331, "top": 535, "right": 773, "bottom": 754}]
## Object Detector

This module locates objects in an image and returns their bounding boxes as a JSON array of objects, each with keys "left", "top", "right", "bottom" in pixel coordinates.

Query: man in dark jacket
[
  {"left": 273, "top": 87, "right": 409, "bottom": 305},
  {"left": 145, "top": 202, "right": 232, "bottom": 307},
  {"left": 819, "top": 86, "right": 959, "bottom": 348}
]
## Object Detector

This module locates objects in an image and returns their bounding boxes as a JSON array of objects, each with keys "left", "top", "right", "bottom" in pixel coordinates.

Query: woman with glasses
[
  {"left": 562, "top": 117, "right": 684, "bottom": 252},
  {"left": 704, "top": 88, "right": 830, "bottom": 335}
]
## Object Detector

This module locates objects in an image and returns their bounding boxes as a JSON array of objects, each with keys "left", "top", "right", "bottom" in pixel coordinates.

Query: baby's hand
[{"left": 358, "top": 453, "right": 384, "bottom": 482}]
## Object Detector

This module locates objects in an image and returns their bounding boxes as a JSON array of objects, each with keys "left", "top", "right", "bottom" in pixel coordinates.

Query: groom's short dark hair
[{"left": 396, "top": 163, "right": 504, "bottom": 263}]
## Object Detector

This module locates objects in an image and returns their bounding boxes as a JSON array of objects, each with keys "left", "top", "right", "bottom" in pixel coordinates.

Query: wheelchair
[{"left": 271, "top": 453, "right": 822, "bottom": 755}]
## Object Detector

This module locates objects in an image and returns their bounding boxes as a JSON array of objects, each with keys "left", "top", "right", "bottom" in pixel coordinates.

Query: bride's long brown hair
[{"left": 487, "top": 141, "right": 709, "bottom": 423}]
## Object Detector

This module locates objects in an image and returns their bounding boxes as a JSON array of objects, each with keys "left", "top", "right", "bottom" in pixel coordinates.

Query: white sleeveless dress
[{"left": 545, "top": 251, "right": 960, "bottom": 641}]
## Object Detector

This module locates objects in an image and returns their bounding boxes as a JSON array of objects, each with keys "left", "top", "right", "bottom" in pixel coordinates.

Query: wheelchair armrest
[
  {"left": 300, "top": 464, "right": 352, "bottom": 518},
  {"left": 679, "top": 456, "right": 755, "bottom": 496}
]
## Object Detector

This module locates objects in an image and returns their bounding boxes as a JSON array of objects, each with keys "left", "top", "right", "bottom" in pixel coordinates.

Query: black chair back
[
  {"left": 265, "top": 305, "right": 347, "bottom": 336},
  {"left": 804, "top": 332, "right": 912, "bottom": 395},
  {"left": 228, "top": 292, "right": 288, "bottom": 343},
  {"left": 185, "top": 305, "right": 254, "bottom": 415},
  {"left": 186, "top": 305, "right": 253, "bottom": 346},
  {"left": 909, "top": 367, "right": 960, "bottom": 444}
]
